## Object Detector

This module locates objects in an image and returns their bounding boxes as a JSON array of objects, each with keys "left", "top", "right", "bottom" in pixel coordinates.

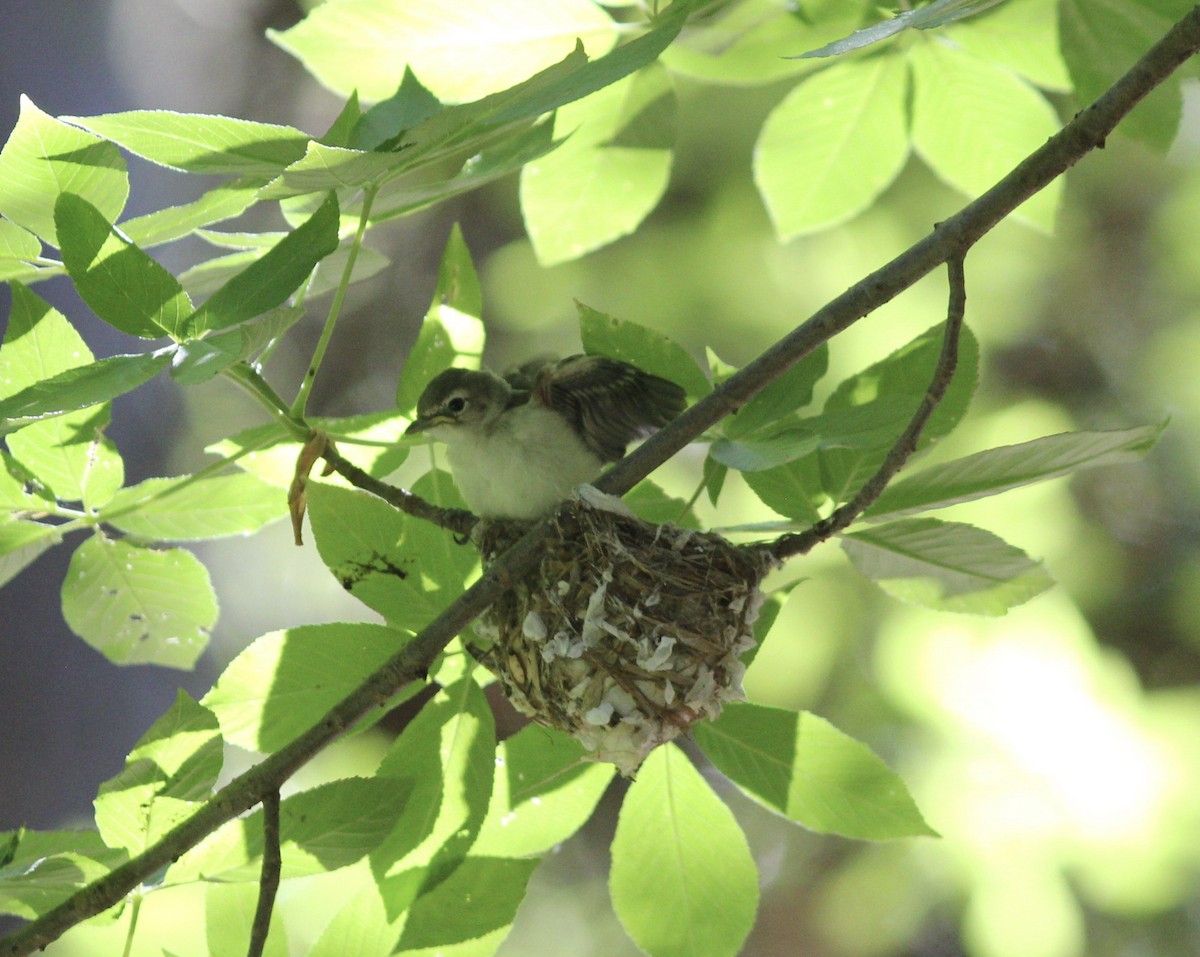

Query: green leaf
[
  {"left": 60, "top": 535, "right": 217, "bottom": 668},
  {"left": 841, "top": 517, "right": 1054, "bottom": 614},
  {"left": 723, "top": 344, "right": 828, "bottom": 438},
  {"left": 909, "top": 39, "right": 1061, "bottom": 231},
  {"left": 395, "top": 856, "right": 539, "bottom": 951},
  {"left": 611, "top": 743, "right": 758, "bottom": 957},
  {"left": 169, "top": 307, "right": 304, "bottom": 385},
  {"left": 0, "top": 349, "right": 173, "bottom": 436},
  {"left": 0, "top": 286, "right": 125, "bottom": 506},
  {"left": 710, "top": 425, "right": 822, "bottom": 472},
  {"left": 169, "top": 777, "right": 415, "bottom": 882},
  {"left": 756, "top": 53, "right": 909, "bottom": 239},
  {"left": 351, "top": 69, "right": 443, "bottom": 150},
  {"left": 396, "top": 224, "right": 485, "bottom": 412},
  {"left": 867, "top": 423, "right": 1165, "bottom": 520},
  {"left": 0, "top": 217, "right": 43, "bottom": 282},
  {"left": 819, "top": 322, "right": 979, "bottom": 503},
  {"left": 257, "top": 142, "right": 414, "bottom": 198},
  {"left": 0, "top": 520, "right": 62, "bottom": 589},
  {"left": 947, "top": 0, "right": 1070, "bottom": 92},
  {"left": 797, "top": 0, "right": 1008, "bottom": 57},
  {"left": 305, "top": 482, "right": 459, "bottom": 631},
  {"left": 693, "top": 703, "right": 936, "bottom": 839},
  {"left": 521, "top": 64, "right": 675, "bottom": 265},
  {"left": 577, "top": 301, "right": 710, "bottom": 398},
  {"left": 55, "top": 193, "right": 192, "bottom": 339},
  {"left": 104, "top": 471, "right": 285, "bottom": 540},
  {"left": 185, "top": 192, "right": 340, "bottom": 335},
  {"left": 120, "top": 177, "right": 264, "bottom": 249},
  {"left": 308, "top": 882, "right": 403, "bottom": 957},
  {"left": 1059, "top": 0, "right": 1182, "bottom": 150},
  {"left": 371, "top": 680, "right": 495, "bottom": 915},
  {"left": 94, "top": 690, "right": 222, "bottom": 853},
  {"left": 742, "top": 456, "right": 825, "bottom": 524},
  {"left": 0, "top": 96, "right": 128, "bottom": 244},
  {"left": 203, "top": 622, "right": 411, "bottom": 751},
  {"left": 0, "top": 830, "right": 127, "bottom": 920},
  {"left": 474, "top": 726, "right": 615, "bottom": 857},
  {"left": 624, "top": 479, "right": 701, "bottom": 528},
  {"left": 206, "top": 883, "right": 289, "bottom": 957},
  {"left": 65, "top": 110, "right": 311, "bottom": 175},
  {"left": 271, "top": 0, "right": 619, "bottom": 102}
]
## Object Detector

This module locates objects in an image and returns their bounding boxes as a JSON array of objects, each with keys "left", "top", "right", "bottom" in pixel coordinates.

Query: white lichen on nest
[{"left": 472, "top": 488, "right": 776, "bottom": 776}]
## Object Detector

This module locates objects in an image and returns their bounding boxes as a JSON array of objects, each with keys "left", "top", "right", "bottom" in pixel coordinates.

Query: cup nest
[{"left": 472, "top": 489, "right": 775, "bottom": 775}]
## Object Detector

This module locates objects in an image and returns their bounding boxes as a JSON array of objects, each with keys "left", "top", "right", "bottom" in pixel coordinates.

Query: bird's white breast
[{"left": 436, "top": 405, "right": 604, "bottom": 519}]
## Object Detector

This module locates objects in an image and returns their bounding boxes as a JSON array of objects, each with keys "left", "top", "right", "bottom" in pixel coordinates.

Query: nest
[{"left": 472, "top": 488, "right": 776, "bottom": 775}]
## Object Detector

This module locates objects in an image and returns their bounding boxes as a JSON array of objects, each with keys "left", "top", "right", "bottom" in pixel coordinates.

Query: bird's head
[{"left": 405, "top": 368, "right": 512, "bottom": 442}]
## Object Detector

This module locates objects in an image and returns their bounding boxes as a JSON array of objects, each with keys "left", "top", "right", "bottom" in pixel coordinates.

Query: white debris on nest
[{"left": 474, "top": 495, "right": 776, "bottom": 776}]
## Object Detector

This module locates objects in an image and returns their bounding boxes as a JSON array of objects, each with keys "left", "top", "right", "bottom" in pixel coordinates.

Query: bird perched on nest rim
[{"left": 405, "top": 354, "right": 687, "bottom": 519}]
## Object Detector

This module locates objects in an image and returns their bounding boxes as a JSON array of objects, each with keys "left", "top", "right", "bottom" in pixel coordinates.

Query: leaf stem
[
  {"left": 246, "top": 790, "right": 281, "bottom": 957},
  {"left": 290, "top": 185, "right": 379, "bottom": 419}
]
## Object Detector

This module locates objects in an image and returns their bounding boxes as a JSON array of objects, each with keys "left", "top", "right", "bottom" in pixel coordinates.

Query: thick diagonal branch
[{"left": 6, "top": 8, "right": 1200, "bottom": 956}]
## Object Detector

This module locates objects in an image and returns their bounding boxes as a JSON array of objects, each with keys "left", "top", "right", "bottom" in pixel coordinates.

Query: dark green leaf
[
  {"left": 710, "top": 425, "right": 821, "bottom": 472},
  {"left": 0, "top": 830, "right": 126, "bottom": 920},
  {"left": 184, "top": 192, "right": 340, "bottom": 335},
  {"left": 724, "top": 344, "right": 828, "bottom": 438},
  {"left": 0, "top": 520, "right": 62, "bottom": 588},
  {"left": 56, "top": 193, "right": 192, "bottom": 339},
  {"left": 797, "top": 0, "right": 1007, "bottom": 57},
  {"left": 578, "top": 300, "right": 710, "bottom": 398},
  {"left": 169, "top": 307, "right": 304, "bottom": 384}
]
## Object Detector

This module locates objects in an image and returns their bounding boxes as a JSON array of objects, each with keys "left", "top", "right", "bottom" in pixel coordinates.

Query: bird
[{"left": 405, "top": 354, "right": 687, "bottom": 519}]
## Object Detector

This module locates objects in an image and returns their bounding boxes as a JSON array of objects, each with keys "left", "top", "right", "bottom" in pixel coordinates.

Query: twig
[
  {"left": 321, "top": 444, "right": 477, "bottom": 536},
  {"left": 767, "top": 256, "right": 967, "bottom": 561},
  {"left": 246, "top": 790, "right": 281, "bottom": 957},
  {"left": 5, "top": 10, "right": 1199, "bottom": 956}
]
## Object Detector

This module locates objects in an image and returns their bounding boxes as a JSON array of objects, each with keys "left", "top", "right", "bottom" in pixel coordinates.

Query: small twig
[
  {"left": 767, "top": 256, "right": 967, "bottom": 561},
  {"left": 321, "top": 443, "right": 477, "bottom": 536},
  {"left": 246, "top": 790, "right": 281, "bottom": 957}
]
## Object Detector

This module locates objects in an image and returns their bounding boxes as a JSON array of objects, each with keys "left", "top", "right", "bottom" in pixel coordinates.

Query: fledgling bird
[{"left": 405, "top": 355, "right": 687, "bottom": 519}]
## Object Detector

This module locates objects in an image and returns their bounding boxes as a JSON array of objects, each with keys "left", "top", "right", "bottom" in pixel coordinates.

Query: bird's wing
[{"left": 531, "top": 354, "right": 687, "bottom": 461}]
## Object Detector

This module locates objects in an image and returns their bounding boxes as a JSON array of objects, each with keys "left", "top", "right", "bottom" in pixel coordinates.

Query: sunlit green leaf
[
  {"left": 611, "top": 743, "right": 758, "bottom": 957},
  {"left": 169, "top": 777, "right": 415, "bottom": 882},
  {"left": 65, "top": 110, "right": 311, "bottom": 175},
  {"left": 867, "top": 423, "right": 1165, "bottom": 519},
  {"left": 396, "top": 224, "right": 485, "bottom": 412},
  {"left": 307, "top": 881, "right": 403, "bottom": 957},
  {"left": 0, "top": 96, "right": 128, "bottom": 243},
  {"left": 271, "top": 0, "right": 619, "bottom": 103},
  {"left": 1060, "top": 0, "right": 1183, "bottom": 150},
  {"left": 694, "top": 702, "right": 936, "bottom": 839},
  {"left": 909, "top": 39, "right": 1061, "bottom": 230},
  {"left": 521, "top": 65, "right": 675, "bottom": 264},
  {"left": 371, "top": 680, "right": 495, "bottom": 919},
  {"left": 203, "top": 622, "right": 411, "bottom": 751},
  {"left": 206, "top": 883, "right": 289, "bottom": 957},
  {"left": 0, "top": 830, "right": 126, "bottom": 920},
  {"left": 94, "top": 690, "right": 222, "bottom": 853},
  {"left": 948, "top": 0, "right": 1070, "bottom": 91},
  {"left": 60, "top": 535, "right": 217, "bottom": 668},
  {"left": 756, "top": 53, "right": 909, "bottom": 239},
  {"left": 105, "top": 471, "right": 285, "bottom": 540},
  {"left": 0, "top": 520, "right": 62, "bottom": 589},
  {"left": 0, "top": 286, "right": 125, "bottom": 506},
  {"left": 0, "top": 349, "right": 172, "bottom": 435},
  {"left": 120, "top": 177, "right": 264, "bottom": 248},
  {"left": 474, "top": 726, "right": 615, "bottom": 857},
  {"left": 56, "top": 193, "right": 192, "bottom": 339},
  {"left": 169, "top": 307, "right": 304, "bottom": 384},
  {"left": 841, "top": 517, "right": 1054, "bottom": 614},
  {"left": 0, "top": 218, "right": 43, "bottom": 282}
]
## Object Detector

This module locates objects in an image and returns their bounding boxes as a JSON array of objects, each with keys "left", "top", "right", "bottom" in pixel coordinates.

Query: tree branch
[
  {"left": 767, "top": 255, "right": 967, "bottom": 561},
  {"left": 246, "top": 790, "right": 281, "bottom": 957},
  {"left": 5, "top": 8, "right": 1199, "bottom": 955}
]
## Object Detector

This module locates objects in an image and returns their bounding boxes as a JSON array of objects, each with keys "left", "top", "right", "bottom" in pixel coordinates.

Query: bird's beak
[{"left": 404, "top": 417, "right": 430, "bottom": 436}]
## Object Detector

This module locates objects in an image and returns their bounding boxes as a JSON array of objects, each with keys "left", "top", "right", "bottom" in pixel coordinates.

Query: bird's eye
[{"left": 446, "top": 396, "right": 467, "bottom": 414}]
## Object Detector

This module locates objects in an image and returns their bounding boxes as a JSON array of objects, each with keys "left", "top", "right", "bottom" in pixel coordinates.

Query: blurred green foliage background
[{"left": 3, "top": 1, "right": 1200, "bottom": 955}]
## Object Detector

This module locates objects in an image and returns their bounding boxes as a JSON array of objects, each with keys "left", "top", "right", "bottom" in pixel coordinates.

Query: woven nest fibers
[{"left": 473, "top": 490, "right": 775, "bottom": 776}]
